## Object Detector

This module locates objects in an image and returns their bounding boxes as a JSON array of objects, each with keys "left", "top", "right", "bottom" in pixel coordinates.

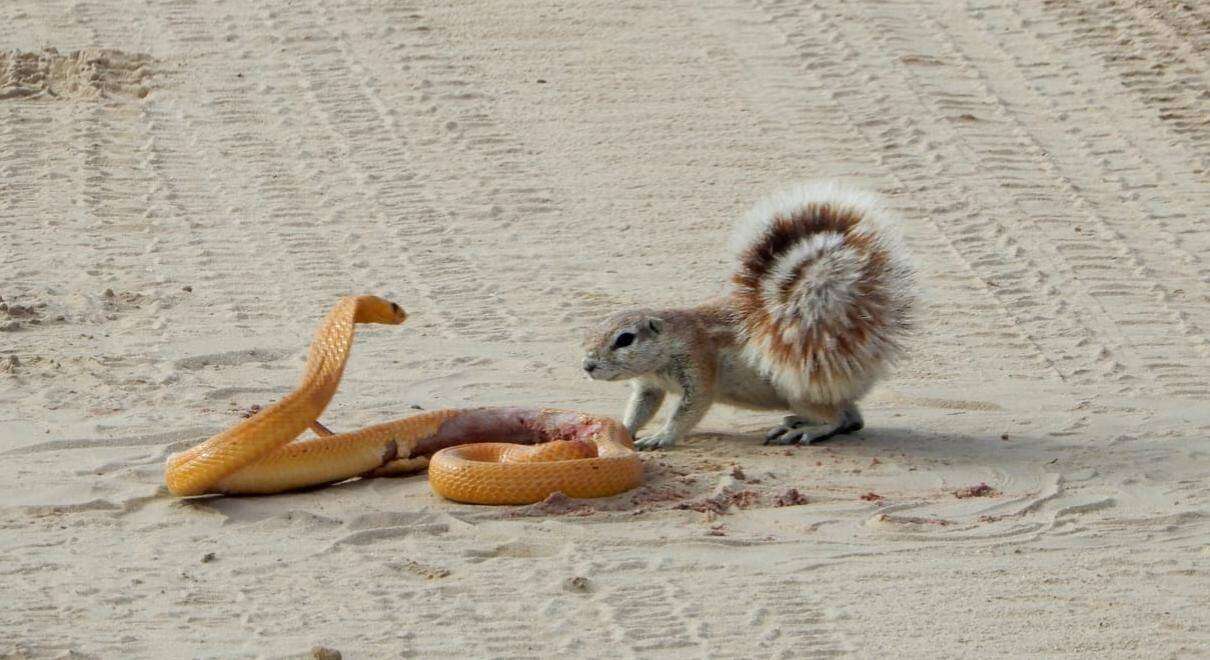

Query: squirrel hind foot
[{"left": 763, "top": 406, "right": 864, "bottom": 445}]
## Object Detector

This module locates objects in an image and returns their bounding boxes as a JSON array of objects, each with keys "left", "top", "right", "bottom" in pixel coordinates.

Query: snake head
[
  {"left": 353, "top": 295, "right": 408, "bottom": 325},
  {"left": 386, "top": 300, "right": 407, "bottom": 324}
]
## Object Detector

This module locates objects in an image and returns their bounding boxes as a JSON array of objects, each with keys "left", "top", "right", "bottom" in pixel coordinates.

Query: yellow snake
[{"left": 163, "top": 295, "right": 643, "bottom": 504}]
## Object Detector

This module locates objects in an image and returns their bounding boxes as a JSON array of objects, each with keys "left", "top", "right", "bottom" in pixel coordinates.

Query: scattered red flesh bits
[
  {"left": 954, "top": 482, "right": 997, "bottom": 498},
  {"left": 773, "top": 489, "right": 809, "bottom": 507},
  {"left": 730, "top": 490, "right": 761, "bottom": 509}
]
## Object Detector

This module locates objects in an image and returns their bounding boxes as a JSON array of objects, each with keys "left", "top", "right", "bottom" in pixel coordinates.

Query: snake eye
[{"left": 612, "top": 332, "right": 635, "bottom": 350}]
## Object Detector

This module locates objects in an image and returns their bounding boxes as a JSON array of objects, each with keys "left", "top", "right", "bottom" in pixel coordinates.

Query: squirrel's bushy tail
[{"left": 729, "top": 182, "right": 915, "bottom": 404}]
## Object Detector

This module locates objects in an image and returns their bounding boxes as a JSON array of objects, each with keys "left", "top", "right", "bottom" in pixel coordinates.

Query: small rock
[
  {"left": 201, "top": 552, "right": 216, "bottom": 563},
  {"left": 182, "top": 285, "right": 193, "bottom": 293},
  {"left": 562, "top": 576, "right": 591, "bottom": 593},
  {"left": 536, "top": 78, "right": 547, "bottom": 83},
  {"left": 311, "top": 647, "right": 341, "bottom": 660},
  {"left": 103, "top": 288, "right": 115, "bottom": 299},
  {"left": 730, "top": 465, "right": 746, "bottom": 481}
]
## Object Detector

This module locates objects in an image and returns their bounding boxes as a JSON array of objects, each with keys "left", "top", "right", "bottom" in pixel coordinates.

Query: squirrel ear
[{"left": 647, "top": 317, "right": 665, "bottom": 334}]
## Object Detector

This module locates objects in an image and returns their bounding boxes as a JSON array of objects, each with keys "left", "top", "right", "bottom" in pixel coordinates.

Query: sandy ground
[{"left": 2, "top": 0, "right": 1209, "bottom": 657}]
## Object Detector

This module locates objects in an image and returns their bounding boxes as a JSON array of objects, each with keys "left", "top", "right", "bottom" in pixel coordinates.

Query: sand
[{"left": 2, "top": 0, "right": 1208, "bottom": 657}]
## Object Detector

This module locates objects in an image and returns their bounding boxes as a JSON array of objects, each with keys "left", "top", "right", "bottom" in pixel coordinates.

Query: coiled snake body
[{"left": 164, "top": 296, "right": 643, "bottom": 504}]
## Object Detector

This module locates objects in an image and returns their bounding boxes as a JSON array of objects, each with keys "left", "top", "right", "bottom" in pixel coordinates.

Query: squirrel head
[{"left": 581, "top": 310, "right": 670, "bottom": 381}]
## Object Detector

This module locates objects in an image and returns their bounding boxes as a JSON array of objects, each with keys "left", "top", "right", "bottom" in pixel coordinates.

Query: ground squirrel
[{"left": 581, "top": 182, "right": 915, "bottom": 450}]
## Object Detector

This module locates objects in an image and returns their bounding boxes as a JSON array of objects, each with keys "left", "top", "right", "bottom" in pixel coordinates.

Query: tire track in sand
[
  {"left": 1035, "top": 0, "right": 1210, "bottom": 164},
  {"left": 597, "top": 558, "right": 847, "bottom": 658},
  {"left": 935, "top": 1, "right": 1210, "bottom": 396},
  {"left": 390, "top": 552, "right": 848, "bottom": 658},
  {"left": 254, "top": 1, "right": 551, "bottom": 343}
]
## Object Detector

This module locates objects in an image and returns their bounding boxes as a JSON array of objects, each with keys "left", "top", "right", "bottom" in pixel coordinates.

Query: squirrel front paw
[{"left": 635, "top": 431, "right": 678, "bottom": 451}]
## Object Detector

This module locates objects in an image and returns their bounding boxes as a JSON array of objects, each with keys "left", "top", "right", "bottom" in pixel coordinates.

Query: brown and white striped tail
[{"left": 729, "top": 182, "right": 915, "bottom": 405}]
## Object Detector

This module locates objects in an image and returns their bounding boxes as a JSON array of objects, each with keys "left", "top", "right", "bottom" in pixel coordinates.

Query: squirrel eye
[{"left": 612, "top": 332, "right": 635, "bottom": 350}]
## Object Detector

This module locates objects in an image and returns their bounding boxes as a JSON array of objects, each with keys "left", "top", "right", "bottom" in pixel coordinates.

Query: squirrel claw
[
  {"left": 764, "top": 417, "right": 810, "bottom": 445},
  {"left": 764, "top": 427, "right": 790, "bottom": 444},
  {"left": 764, "top": 427, "right": 809, "bottom": 446},
  {"left": 635, "top": 432, "right": 676, "bottom": 451}
]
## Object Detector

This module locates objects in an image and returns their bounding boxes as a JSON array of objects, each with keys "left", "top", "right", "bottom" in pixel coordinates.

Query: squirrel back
[{"left": 728, "top": 182, "right": 915, "bottom": 405}]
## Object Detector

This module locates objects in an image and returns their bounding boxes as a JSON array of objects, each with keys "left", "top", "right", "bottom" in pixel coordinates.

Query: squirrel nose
[{"left": 583, "top": 359, "right": 598, "bottom": 374}]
